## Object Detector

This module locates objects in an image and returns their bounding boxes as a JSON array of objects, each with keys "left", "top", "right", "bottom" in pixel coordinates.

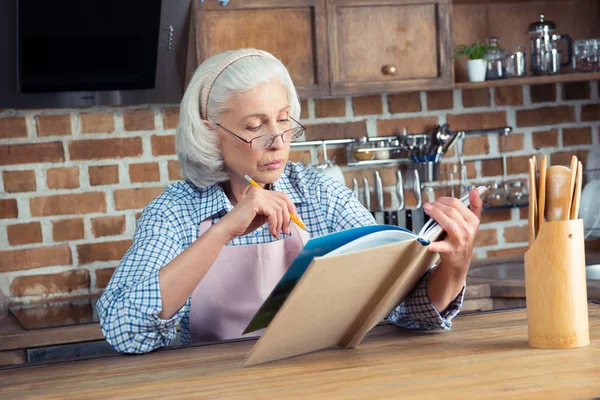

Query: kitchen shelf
[
  {"left": 347, "top": 159, "right": 410, "bottom": 167},
  {"left": 454, "top": 71, "right": 600, "bottom": 90},
  {"left": 482, "top": 203, "right": 529, "bottom": 212}
]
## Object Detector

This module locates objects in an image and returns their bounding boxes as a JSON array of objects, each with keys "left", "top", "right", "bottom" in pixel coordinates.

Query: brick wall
[{"left": 1, "top": 81, "right": 599, "bottom": 304}]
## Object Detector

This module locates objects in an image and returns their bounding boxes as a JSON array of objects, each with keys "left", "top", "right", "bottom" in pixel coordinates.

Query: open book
[{"left": 241, "top": 186, "right": 488, "bottom": 366}]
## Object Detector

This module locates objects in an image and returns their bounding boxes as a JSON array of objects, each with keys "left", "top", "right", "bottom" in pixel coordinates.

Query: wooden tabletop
[{"left": 1, "top": 304, "right": 599, "bottom": 400}]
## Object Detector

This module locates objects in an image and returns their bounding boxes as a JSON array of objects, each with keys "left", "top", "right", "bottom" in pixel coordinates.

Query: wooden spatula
[
  {"left": 570, "top": 160, "right": 583, "bottom": 220},
  {"left": 545, "top": 165, "right": 571, "bottom": 221},
  {"left": 528, "top": 158, "right": 537, "bottom": 245},
  {"left": 532, "top": 155, "right": 538, "bottom": 238},
  {"left": 538, "top": 154, "right": 547, "bottom": 230},
  {"left": 566, "top": 156, "right": 578, "bottom": 220}
]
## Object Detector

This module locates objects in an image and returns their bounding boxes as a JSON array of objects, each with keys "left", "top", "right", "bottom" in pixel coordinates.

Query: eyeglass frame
[{"left": 216, "top": 115, "right": 306, "bottom": 150}]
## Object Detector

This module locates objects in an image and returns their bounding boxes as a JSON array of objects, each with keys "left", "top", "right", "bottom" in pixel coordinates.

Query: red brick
[
  {"left": 503, "top": 225, "right": 528, "bottom": 243},
  {"left": 129, "top": 162, "right": 160, "bottom": 183},
  {"left": 388, "top": 92, "right": 421, "bottom": 113},
  {"left": 352, "top": 96, "right": 383, "bottom": 116},
  {"left": 551, "top": 149, "right": 590, "bottom": 167},
  {"left": 7, "top": 222, "right": 42, "bottom": 246},
  {"left": 0, "top": 117, "right": 27, "bottom": 139},
  {"left": 288, "top": 150, "right": 312, "bottom": 165},
  {"left": 563, "top": 127, "right": 592, "bottom": 146},
  {"left": 480, "top": 208, "right": 511, "bottom": 224},
  {"left": 498, "top": 133, "right": 524, "bottom": 153},
  {"left": 10, "top": 270, "right": 89, "bottom": 297},
  {"left": 516, "top": 106, "right": 575, "bottom": 127},
  {"left": 91, "top": 215, "right": 126, "bottom": 237},
  {"left": 462, "top": 89, "right": 490, "bottom": 108},
  {"left": 151, "top": 135, "right": 176, "bottom": 156},
  {"left": 426, "top": 90, "right": 453, "bottom": 111},
  {"left": 123, "top": 109, "right": 155, "bottom": 131},
  {"left": 46, "top": 167, "right": 80, "bottom": 189},
  {"left": 30, "top": 192, "right": 106, "bottom": 216},
  {"left": 0, "top": 245, "right": 72, "bottom": 272},
  {"left": 0, "top": 199, "right": 18, "bottom": 219},
  {"left": 315, "top": 98, "right": 345, "bottom": 118},
  {"left": 532, "top": 129, "right": 558, "bottom": 149},
  {"left": 88, "top": 165, "right": 119, "bottom": 186},
  {"left": 494, "top": 86, "right": 522, "bottom": 106},
  {"left": 581, "top": 104, "right": 600, "bottom": 122},
  {"left": 52, "top": 218, "right": 85, "bottom": 242},
  {"left": 300, "top": 99, "right": 309, "bottom": 119},
  {"left": 507, "top": 155, "right": 534, "bottom": 175},
  {"left": 0, "top": 142, "right": 65, "bottom": 166},
  {"left": 162, "top": 108, "right": 179, "bottom": 130},
  {"left": 562, "top": 81, "right": 590, "bottom": 100},
  {"left": 304, "top": 121, "right": 366, "bottom": 141},
  {"left": 474, "top": 228, "right": 498, "bottom": 247},
  {"left": 114, "top": 187, "right": 164, "bottom": 210},
  {"left": 69, "top": 137, "right": 142, "bottom": 160},
  {"left": 519, "top": 206, "right": 529, "bottom": 221},
  {"left": 529, "top": 84, "right": 556, "bottom": 103},
  {"left": 486, "top": 246, "right": 528, "bottom": 258},
  {"left": 481, "top": 159, "right": 503, "bottom": 177},
  {"left": 463, "top": 135, "right": 489, "bottom": 156},
  {"left": 369, "top": 190, "right": 393, "bottom": 209},
  {"left": 80, "top": 112, "right": 114, "bottom": 134},
  {"left": 95, "top": 268, "right": 116, "bottom": 289},
  {"left": 3, "top": 170, "right": 36, "bottom": 193},
  {"left": 77, "top": 240, "right": 132, "bottom": 264},
  {"left": 36, "top": 114, "right": 71, "bottom": 136},
  {"left": 447, "top": 112, "right": 507, "bottom": 131},
  {"left": 167, "top": 160, "right": 181, "bottom": 181},
  {"left": 376, "top": 116, "right": 438, "bottom": 136}
]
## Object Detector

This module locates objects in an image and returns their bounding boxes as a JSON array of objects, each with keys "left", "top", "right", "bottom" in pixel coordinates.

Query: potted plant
[{"left": 455, "top": 40, "right": 493, "bottom": 82}]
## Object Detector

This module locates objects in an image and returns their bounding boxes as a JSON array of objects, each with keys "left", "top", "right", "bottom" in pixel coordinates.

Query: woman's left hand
[{"left": 423, "top": 188, "right": 482, "bottom": 276}]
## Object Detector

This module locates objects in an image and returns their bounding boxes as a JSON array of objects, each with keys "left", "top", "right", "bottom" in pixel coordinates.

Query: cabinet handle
[{"left": 382, "top": 65, "right": 397, "bottom": 76}]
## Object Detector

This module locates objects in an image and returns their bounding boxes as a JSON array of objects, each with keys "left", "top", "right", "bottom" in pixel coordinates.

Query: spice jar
[
  {"left": 374, "top": 141, "right": 390, "bottom": 160},
  {"left": 485, "top": 37, "right": 507, "bottom": 80},
  {"left": 351, "top": 137, "right": 375, "bottom": 162}
]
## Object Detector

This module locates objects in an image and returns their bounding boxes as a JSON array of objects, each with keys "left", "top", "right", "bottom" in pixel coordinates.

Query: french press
[{"left": 528, "top": 14, "right": 573, "bottom": 75}]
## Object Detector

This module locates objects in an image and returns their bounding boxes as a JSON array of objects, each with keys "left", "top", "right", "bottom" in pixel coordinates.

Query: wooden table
[{"left": 1, "top": 304, "right": 599, "bottom": 399}]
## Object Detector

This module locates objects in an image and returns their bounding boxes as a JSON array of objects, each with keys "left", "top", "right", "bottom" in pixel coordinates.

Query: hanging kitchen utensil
[
  {"left": 374, "top": 171, "right": 384, "bottom": 224},
  {"left": 538, "top": 154, "right": 548, "bottom": 230},
  {"left": 352, "top": 178, "right": 359, "bottom": 200},
  {"left": 545, "top": 165, "right": 571, "bottom": 221},
  {"left": 362, "top": 177, "right": 372, "bottom": 217},
  {"left": 570, "top": 160, "right": 583, "bottom": 220}
]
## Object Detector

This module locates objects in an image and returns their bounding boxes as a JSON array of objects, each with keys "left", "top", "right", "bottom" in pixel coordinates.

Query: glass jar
[
  {"left": 485, "top": 37, "right": 507, "bottom": 80},
  {"left": 351, "top": 137, "right": 375, "bottom": 162},
  {"left": 374, "top": 140, "right": 390, "bottom": 160}
]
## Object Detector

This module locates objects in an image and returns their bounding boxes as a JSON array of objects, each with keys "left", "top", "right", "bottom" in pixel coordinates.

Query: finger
[
  {"left": 423, "top": 202, "right": 462, "bottom": 237},
  {"left": 277, "top": 198, "right": 291, "bottom": 234},
  {"left": 275, "top": 201, "right": 285, "bottom": 237},
  {"left": 435, "top": 196, "right": 479, "bottom": 226},
  {"left": 273, "top": 191, "right": 298, "bottom": 217},
  {"left": 266, "top": 209, "right": 278, "bottom": 238},
  {"left": 427, "top": 240, "right": 455, "bottom": 253},
  {"left": 468, "top": 188, "right": 483, "bottom": 220}
]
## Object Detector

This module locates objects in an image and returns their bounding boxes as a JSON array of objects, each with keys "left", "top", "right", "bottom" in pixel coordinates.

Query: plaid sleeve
[
  {"left": 386, "top": 267, "right": 465, "bottom": 330},
  {"left": 96, "top": 210, "right": 188, "bottom": 354},
  {"left": 328, "top": 184, "right": 377, "bottom": 232}
]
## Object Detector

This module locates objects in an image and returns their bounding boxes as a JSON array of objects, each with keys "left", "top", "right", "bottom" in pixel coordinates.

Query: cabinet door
[
  {"left": 327, "top": 0, "right": 453, "bottom": 95},
  {"left": 192, "top": 0, "right": 329, "bottom": 97}
]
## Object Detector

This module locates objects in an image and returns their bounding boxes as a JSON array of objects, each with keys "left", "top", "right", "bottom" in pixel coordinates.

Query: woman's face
[{"left": 217, "top": 80, "right": 292, "bottom": 185}]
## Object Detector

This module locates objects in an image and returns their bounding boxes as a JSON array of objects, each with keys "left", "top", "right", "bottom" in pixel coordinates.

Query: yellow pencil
[{"left": 244, "top": 175, "right": 309, "bottom": 232}]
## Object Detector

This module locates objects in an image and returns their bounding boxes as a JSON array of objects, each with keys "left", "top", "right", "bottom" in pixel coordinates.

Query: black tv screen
[{"left": 18, "top": 0, "right": 162, "bottom": 93}]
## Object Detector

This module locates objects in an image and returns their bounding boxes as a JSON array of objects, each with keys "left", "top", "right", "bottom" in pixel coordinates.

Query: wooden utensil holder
[{"left": 524, "top": 219, "right": 589, "bottom": 349}]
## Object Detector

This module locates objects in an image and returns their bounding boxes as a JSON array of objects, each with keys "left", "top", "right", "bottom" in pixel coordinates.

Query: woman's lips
[{"left": 262, "top": 160, "right": 283, "bottom": 170}]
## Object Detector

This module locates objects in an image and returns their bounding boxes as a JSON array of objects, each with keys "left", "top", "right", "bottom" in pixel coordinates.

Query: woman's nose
[{"left": 268, "top": 133, "right": 285, "bottom": 150}]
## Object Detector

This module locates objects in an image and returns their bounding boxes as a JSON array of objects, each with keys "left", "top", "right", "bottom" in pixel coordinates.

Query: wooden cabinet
[
  {"left": 326, "top": 0, "right": 453, "bottom": 95},
  {"left": 189, "top": 0, "right": 329, "bottom": 97}
]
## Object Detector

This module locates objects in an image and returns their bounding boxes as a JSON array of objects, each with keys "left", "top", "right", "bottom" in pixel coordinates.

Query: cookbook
[{"left": 241, "top": 186, "right": 488, "bottom": 366}]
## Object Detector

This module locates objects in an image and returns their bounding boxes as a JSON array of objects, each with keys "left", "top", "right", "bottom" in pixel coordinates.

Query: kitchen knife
[{"left": 374, "top": 171, "right": 384, "bottom": 224}]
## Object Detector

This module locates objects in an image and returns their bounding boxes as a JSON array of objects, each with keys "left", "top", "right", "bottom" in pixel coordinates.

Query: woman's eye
[
  {"left": 247, "top": 125, "right": 261, "bottom": 132},
  {"left": 278, "top": 118, "right": 290, "bottom": 123}
]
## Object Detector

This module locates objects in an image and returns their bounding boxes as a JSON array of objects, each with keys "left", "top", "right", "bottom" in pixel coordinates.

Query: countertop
[{"left": 1, "top": 304, "right": 599, "bottom": 399}]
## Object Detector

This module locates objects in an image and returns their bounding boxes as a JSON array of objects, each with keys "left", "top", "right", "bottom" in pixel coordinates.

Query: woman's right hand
[{"left": 214, "top": 186, "right": 298, "bottom": 241}]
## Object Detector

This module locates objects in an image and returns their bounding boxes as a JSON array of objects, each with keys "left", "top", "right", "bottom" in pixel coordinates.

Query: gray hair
[{"left": 176, "top": 49, "right": 301, "bottom": 189}]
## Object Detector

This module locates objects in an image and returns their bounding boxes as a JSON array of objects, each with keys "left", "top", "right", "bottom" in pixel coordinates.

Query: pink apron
[{"left": 190, "top": 218, "right": 310, "bottom": 343}]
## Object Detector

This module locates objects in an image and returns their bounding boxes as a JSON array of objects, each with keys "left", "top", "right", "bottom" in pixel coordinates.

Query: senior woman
[{"left": 97, "top": 48, "right": 483, "bottom": 354}]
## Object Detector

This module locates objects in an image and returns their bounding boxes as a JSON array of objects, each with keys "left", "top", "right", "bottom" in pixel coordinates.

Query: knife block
[{"left": 524, "top": 219, "right": 589, "bottom": 349}]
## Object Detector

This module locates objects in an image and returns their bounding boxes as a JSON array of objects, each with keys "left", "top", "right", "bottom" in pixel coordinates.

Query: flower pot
[{"left": 466, "top": 59, "right": 487, "bottom": 82}]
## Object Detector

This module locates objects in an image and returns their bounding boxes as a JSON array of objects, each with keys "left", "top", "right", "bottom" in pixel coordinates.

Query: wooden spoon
[
  {"left": 538, "top": 154, "right": 547, "bottom": 229},
  {"left": 566, "top": 156, "right": 578, "bottom": 220},
  {"left": 528, "top": 158, "right": 537, "bottom": 245},
  {"left": 570, "top": 160, "right": 583, "bottom": 219},
  {"left": 531, "top": 155, "right": 538, "bottom": 238},
  {"left": 545, "top": 165, "right": 571, "bottom": 221}
]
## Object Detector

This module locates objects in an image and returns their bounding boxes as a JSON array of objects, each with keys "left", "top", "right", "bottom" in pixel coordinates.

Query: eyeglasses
[{"left": 216, "top": 116, "right": 306, "bottom": 150}]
